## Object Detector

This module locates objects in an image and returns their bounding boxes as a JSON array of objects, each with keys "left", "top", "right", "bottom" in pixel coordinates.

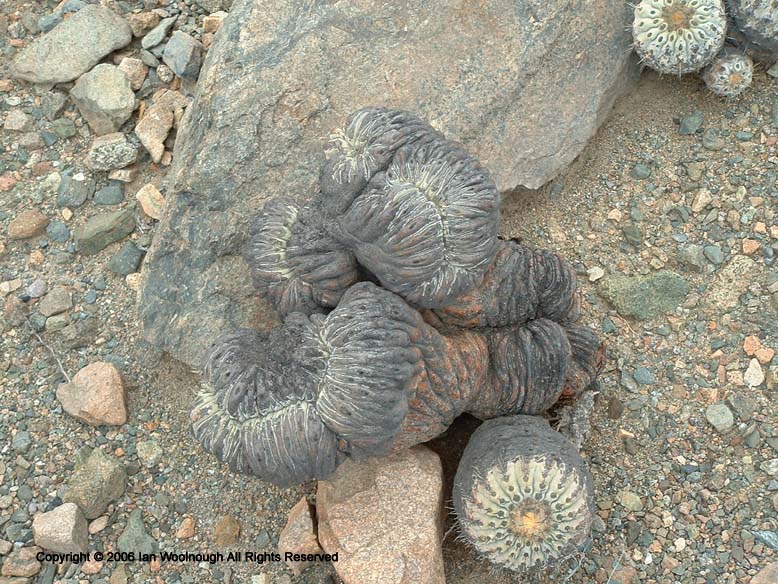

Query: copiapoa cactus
[
  {"left": 702, "top": 49, "right": 754, "bottom": 96},
  {"left": 191, "top": 107, "right": 603, "bottom": 492},
  {"left": 725, "top": 0, "right": 778, "bottom": 62},
  {"left": 453, "top": 416, "right": 595, "bottom": 572},
  {"left": 632, "top": 0, "right": 727, "bottom": 75}
]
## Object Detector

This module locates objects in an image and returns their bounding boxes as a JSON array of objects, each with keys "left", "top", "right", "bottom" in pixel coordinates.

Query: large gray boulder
[
  {"left": 140, "top": 0, "right": 638, "bottom": 368},
  {"left": 10, "top": 5, "right": 132, "bottom": 84}
]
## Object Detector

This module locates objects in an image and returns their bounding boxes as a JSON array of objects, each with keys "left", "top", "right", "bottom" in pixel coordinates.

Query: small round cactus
[
  {"left": 726, "top": 0, "right": 778, "bottom": 62},
  {"left": 702, "top": 50, "right": 754, "bottom": 96},
  {"left": 632, "top": 0, "right": 727, "bottom": 75},
  {"left": 453, "top": 416, "right": 595, "bottom": 572}
]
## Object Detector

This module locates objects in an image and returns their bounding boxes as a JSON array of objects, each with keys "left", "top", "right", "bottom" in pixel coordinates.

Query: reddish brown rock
[
  {"left": 753, "top": 562, "right": 778, "bottom": 584},
  {"left": 56, "top": 362, "right": 127, "bottom": 426},
  {"left": 176, "top": 516, "right": 195, "bottom": 539},
  {"left": 212, "top": 515, "right": 240, "bottom": 547},
  {"left": 1, "top": 546, "right": 42, "bottom": 577},
  {"left": 8, "top": 210, "right": 49, "bottom": 240},
  {"left": 278, "top": 497, "right": 322, "bottom": 575},
  {"left": 317, "top": 446, "right": 444, "bottom": 584}
]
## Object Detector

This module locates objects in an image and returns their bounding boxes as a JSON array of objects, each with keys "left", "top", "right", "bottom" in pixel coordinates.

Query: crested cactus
[
  {"left": 453, "top": 415, "right": 595, "bottom": 572},
  {"left": 725, "top": 0, "right": 778, "bottom": 62},
  {"left": 191, "top": 107, "right": 603, "bottom": 492},
  {"left": 702, "top": 49, "right": 754, "bottom": 96},
  {"left": 632, "top": 0, "right": 727, "bottom": 75}
]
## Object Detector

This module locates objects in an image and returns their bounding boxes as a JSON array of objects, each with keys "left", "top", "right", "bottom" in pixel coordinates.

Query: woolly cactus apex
[
  {"left": 632, "top": 0, "right": 727, "bottom": 75},
  {"left": 320, "top": 107, "right": 440, "bottom": 216},
  {"left": 426, "top": 240, "right": 580, "bottom": 329},
  {"left": 453, "top": 416, "right": 595, "bottom": 573},
  {"left": 702, "top": 50, "right": 754, "bottom": 97},
  {"left": 191, "top": 282, "right": 426, "bottom": 487},
  {"left": 726, "top": 0, "right": 778, "bottom": 61},
  {"left": 247, "top": 199, "right": 359, "bottom": 316},
  {"left": 335, "top": 137, "right": 501, "bottom": 308}
]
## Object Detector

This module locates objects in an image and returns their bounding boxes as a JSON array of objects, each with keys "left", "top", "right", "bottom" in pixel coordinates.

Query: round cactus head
[
  {"left": 453, "top": 416, "right": 594, "bottom": 572},
  {"left": 702, "top": 50, "right": 754, "bottom": 97},
  {"left": 632, "top": 0, "right": 727, "bottom": 75}
]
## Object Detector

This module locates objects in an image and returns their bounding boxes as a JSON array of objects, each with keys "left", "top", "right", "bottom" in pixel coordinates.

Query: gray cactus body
[{"left": 453, "top": 416, "right": 595, "bottom": 572}]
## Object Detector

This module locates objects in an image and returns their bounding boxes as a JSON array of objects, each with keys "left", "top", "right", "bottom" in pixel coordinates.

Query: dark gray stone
[
  {"left": 140, "top": 0, "right": 639, "bottom": 367},
  {"left": 162, "top": 31, "right": 204, "bottom": 80},
  {"left": 117, "top": 509, "right": 158, "bottom": 556},
  {"left": 46, "top": 220, "right": 71, "bottom": 242},
  {"left": 10, "top": 5, "right": 132, "bottom": 84},
  {"left": 679, "top": 111, "right": 704, "bottom": 135},
  {"left": 57, "top": 174, "right": 95, "bottom": 208},
  {"left": 599, "top": 270, "right": 690, "bottom": 320},
  {"left": 94, "top": 184, "right": 124, "bottom": 205},
  {"left": 704, "top": 244, "right": 725, "bottom": 265},
  {"left": 633, "top": 367, "right": 656, "bottom": 385},
  {"left": 630, "top": 163, "right": 651, "bottom": 179},
  {"left": 108, "top": 242, "right": 145, "bottom": 275},
  {"left": 74, "top": 209, "right": 135, "bottom": 255}
]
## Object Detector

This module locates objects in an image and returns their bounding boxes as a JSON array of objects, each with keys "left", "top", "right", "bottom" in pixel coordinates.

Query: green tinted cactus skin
[
  {"left": 702, "top": 50, "right": 754, "bottom": 97},
  {"left": 453, "top": 416, "right": 595, "bottom": 573},
  {"left": 632, "top": 0, "right": 727, "bottom": 75}
]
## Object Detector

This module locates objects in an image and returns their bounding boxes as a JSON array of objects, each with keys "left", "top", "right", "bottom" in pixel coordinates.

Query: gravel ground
[{"left": 1, "top": 2, "right": 777, "bottom": 583}]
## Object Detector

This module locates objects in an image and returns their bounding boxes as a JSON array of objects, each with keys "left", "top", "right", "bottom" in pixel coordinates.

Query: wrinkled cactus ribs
[{"left": 190, "top": 107, "right": 604, "bottom": 572}]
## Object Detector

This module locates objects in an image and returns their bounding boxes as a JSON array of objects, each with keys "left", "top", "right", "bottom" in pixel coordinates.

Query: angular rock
[
  {"left": 94, "top": 185, "right": 125, "bottom": 205},
  {"left": 705, "top": 256, "right": 760, "bottom": 309},
  {"left": 279, "top": 498, "right": 323, "bottom": 575},
  {"left": 86, "top": 133, "right": 138, "bottom": 171},
  {"left": 752, "top": 562, "right": 778, "bottom": 584},
  {"left": 108, "top": 242, "right": 145, "bottom": 276},
  {"left": 63, "top": 449, "right": 127, "bottom": 519},
  {"left": 74, "top": 209, "right": 135, "bottom": 255},
  {"left": 10, "top": 6, "right": 132, "bottom": 84},
  {"left": 56, "top": 361, "right": 127, "bottom": 426},
  {"left": 140, "top": 0, "right": 638, "bottom": 367},
  {"left": 317, "top": 446, "right": 444, "bottom": 584},
  {"left": 599, "top": 270, "right": 690, "bottom": 320},
  {"left": 8, "top": 210, "right": 48, "bottom": 240},
  {"left": 32, "top": 503, "right": 88, "bottom": 554},
  {"left": 141, "top": 16, "right": 176, "bottom": 50},
  {"left": 679, "top": 244, "right": 707, "bottom": 271},
  {"left": 135, "top": 184, "right": 165, "bottom": 220},
  {"left": 128, "top": 12, "right": 160, "bottom": 38},
  {"left": 0, "top": 546, "right": 41, "bottom": 577},
  {"left": 57, "top": 174, "right": 95, "bottom": 208},
  {"left": 135, "top": 107, "right": 173, "bottom": 163},
  {"left": 4, "top": 110, "right": 32, "bottom": 132},
  {"left": 745, "top": 358, "right": 765, "bottom": 387},
  {"left": 203, "top": 12, "right": 228, "bottom": 33},
  {"left": 118, "top": 57, "right": 148, "bottom": 91},
  {"left": 706, "top": 403, "right": 734, "bottom": 433},
  {"left": 162, "top": 31, "right": 204, "bottom": 80},
  {"left": 70, "top": 64, "right": 136, "bottom": 135},
  {"left": 117, "top": 509, "right": 158, "bottom": 556},
  {"left": 38, "top": 286, "right": 72, "bottom": 317},
  {"left": 212, "top": 515, "right": 240, "bottom": 547},
  {"left": 135, "top": 440, "right": 163, "bottom": 468}
]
